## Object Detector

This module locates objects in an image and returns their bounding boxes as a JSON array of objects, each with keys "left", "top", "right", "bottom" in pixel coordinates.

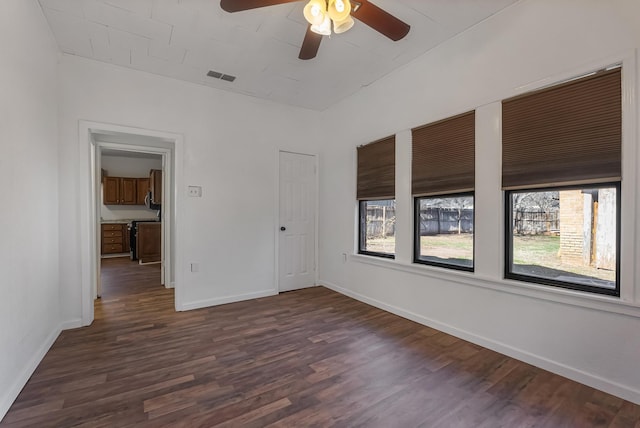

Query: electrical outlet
[
  {"left": 342, "top": 253, "right": 347, "bottom": 263},
  {"left": 190, "top": 262, "right": 199, "bottom": 272},
  {"left": 188, "top": 186, "right": 202, "bottom": 197}
]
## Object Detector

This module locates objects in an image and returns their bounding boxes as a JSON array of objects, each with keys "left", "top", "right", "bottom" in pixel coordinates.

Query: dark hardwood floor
[{"left": 2, "top": 257, "right": 640, "bottom": 427}]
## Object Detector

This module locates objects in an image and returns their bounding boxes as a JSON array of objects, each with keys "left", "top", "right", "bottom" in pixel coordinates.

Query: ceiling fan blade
[
  {"left": 351, "top": 0, "right": 410, "bottom": 41},
  {"left": 299, "top": 25, "right": 323, "bottom": 60},
  {"left": 220, "top": 0, "right": 300, "bottom": 13}
]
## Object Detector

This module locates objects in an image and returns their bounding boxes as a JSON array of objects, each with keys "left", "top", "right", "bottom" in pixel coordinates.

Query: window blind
[
  {"left": 502, "top": 67, "right": 621, "bottom": 190},
  {"left": 411, "top": 111, "right": 475, "bottom": 196},
  {"left": 357, "top": 135, "right": 395, "bottom": 200}
]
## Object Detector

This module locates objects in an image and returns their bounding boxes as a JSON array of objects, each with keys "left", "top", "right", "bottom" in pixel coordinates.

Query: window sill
[{"left": 350, "top": 253, "right": 640, "bottom": 318}]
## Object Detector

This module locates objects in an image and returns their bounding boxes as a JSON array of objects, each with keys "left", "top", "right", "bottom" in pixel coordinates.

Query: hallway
[{"left": 97, "top": 257, "right": 169, "bottom": 321}]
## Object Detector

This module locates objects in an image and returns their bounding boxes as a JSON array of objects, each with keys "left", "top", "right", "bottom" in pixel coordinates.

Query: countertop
[{"left": 101, "top": 219, "right": 160, "bottom": 224}]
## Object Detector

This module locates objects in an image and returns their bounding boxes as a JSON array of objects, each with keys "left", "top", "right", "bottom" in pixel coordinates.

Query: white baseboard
[
  {"left": 100, "top": 253, "right": 129, "bottom": 259},
  {"left": 60, "top": 318, "right": 83, "bottom": 331},
  {"left": 0, "top": 324, "right": 62, "bottom": 422},
  {"left": 180, "top": 289, "right": 278, "bottom": 311},
  {"left": 319, "top": 280, "right": 640, "bottom": 406}
]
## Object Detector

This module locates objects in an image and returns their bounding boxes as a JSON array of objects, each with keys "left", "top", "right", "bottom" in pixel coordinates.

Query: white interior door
[{"left": 279, "top": 151, "right": 316, "bottom": 292}]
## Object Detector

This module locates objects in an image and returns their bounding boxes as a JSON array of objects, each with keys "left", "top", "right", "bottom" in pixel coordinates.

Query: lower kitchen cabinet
[
  {"left": 101, "top": 223, "right": 130, "bottom": 255},
  {"left": 137, "top": 222, "right": 161, "bottom": 263}
]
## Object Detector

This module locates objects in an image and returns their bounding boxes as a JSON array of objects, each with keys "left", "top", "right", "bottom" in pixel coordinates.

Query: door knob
[{"left": 280, "top": 226, "right": 286, "bottom": 231}]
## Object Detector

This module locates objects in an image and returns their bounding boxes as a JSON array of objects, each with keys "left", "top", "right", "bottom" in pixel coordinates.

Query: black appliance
[
  {"left": 129, "top": 221, "right": 144, "bottom": 261},
  {"left": 131, "top": 192, "right": 161, "bottom": 260},
  {"left": 145, "top": 190, "right": 161, "bottom": 210}
]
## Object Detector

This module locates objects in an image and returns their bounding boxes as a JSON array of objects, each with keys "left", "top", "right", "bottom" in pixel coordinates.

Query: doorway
[
  {"left": 79, "top": 121, "right": 184, "bottom": 326},
  {"left": 97, "top": 147, "right": 164, "bottom": 299},
  {"left": 278, "top": 151, "right": 318, "bottom": 292}
]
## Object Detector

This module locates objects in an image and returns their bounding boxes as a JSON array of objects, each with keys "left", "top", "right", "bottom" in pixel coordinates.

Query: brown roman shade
[
  {"left": 502, "top": 67, "right": 621, "bottom": 190},
  {"left": 357, "top": 135, "right": 395, "bottom": 200},
  {"left": 412, "top": 111, "right": 475, "bottom": 196}
]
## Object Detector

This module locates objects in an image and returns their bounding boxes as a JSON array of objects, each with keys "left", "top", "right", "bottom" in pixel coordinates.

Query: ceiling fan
[{"left": 219, "top": 0, "right": 410, "bottom": 60}]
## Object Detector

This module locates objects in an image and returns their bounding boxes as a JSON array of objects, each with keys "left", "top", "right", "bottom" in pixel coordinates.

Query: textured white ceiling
[{"left": 39, "top": 0, "right": 520, "bottom": 110}]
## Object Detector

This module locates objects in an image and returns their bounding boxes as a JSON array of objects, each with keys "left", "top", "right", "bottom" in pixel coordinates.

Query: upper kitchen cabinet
[
  {"left": 103, "top": 176, "right": 120, "bottom": 205},
  {"left": 149, "top": 169, "right": 162, "bottom": 205},
  {"left": 136, "top": 178, "right": 150, "bottom": 205},
  {"left": 103, "top": 176, "right": 138, "bottom": 205},
  {"left": 121, "top": 178, "right": 136, "bottom": 204},
  {"left": 101, "top": 152, "right": 162, "bottom": 207}
]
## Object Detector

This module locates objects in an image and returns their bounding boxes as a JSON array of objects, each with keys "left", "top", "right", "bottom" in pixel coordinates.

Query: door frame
[
  {"left": 275, "top": 149, "right": 319, "bottom": 292},
  {"left": 79, "top": 120, "right": 185, "bottom": 326},
  {"left": 96, "top": 142, "right": 168, "bottom": 296}
]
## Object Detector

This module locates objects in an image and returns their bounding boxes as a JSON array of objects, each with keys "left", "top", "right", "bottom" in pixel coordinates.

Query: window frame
[
  {"left": 358, "top": 199, "right": 396, "bottom": 259},
  {"left": 413, "top": 191, "right": 475, "bottom": 272},
  {"left": 504, "top": 182, "right": 621, "bottom": 297}
]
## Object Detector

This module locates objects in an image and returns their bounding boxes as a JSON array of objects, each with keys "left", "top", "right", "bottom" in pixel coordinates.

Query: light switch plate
[{"left": 188, "top": 186, "right": 202, "bottom": 197}]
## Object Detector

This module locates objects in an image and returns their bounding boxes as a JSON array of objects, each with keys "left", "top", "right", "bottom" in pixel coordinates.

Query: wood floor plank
[{"left": 1, "top": 256, "right": 639, "bottom": 427}]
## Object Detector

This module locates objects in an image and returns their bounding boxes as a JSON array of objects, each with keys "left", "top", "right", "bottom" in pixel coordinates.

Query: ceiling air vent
[{"left": 207, "top": 70, "right": 236, "bottom": 82}]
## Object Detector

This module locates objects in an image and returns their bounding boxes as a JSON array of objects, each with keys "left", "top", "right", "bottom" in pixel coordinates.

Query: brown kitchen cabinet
[
  {"left": 101, "top": 223, "right": 126, "bottom": 255},
  {"left": 103, "top": 177, "right": 120, "bottom": 205},
  {"left": 137, "top": 222, "right": 161, "bottom": 263},
  {"left": 136, "top": 177, "right": 150, "bottom": 205},
  {"left": 149, "top": 169, "right": 162, "bottom": 205},
  {"left": 103, "top": 177, "right": 138, "bottom": 205},
  {"left": 102, "top": 176, "right": 155, "bottom": 205},
  {"left": 121, "top": 178, "right": 136, "bottom": 204}
]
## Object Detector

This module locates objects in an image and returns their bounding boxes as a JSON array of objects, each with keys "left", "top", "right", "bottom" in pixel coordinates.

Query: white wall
[
  {"left": 318, "top": 0, "right": 640, "bottom": 404},
  {"left": 100, "top": 154, "right": 162, "bottom": 221},
  {"left": 58, "top": 54, "right": 321, "bottom": 323},
  {"left": 0, "top": 0, "right": 61, "bottom": 419},
  {"left": 5, "top": 0, "right": 640, "bottom": 420},
  {"left": 100, "top": 153, "right": 162, "bottom": 177}
]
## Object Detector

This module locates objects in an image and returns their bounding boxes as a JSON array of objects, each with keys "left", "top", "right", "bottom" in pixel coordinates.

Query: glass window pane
[
  {"left": 415, "top": 194, "right": 474, "bottom": 269},
  {"left": 508, "top": 186, "right": 617, "bottom": 293},
  {"left": 360, "top": 200, "right": 396, "bottom": 256}
]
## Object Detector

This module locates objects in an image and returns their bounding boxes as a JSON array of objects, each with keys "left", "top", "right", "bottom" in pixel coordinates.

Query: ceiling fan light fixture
[
  {"left": 303, "top": 0, "right": 327, "bottom": 26},
  {"left": 310, "top": 14, "right": 332, "bottom": 36},
  {"left": 220, "top": 0, "right": 410, "bottom": 61},
  {"left": 328, "top": 0, "right": 351, "bottom": 22},
  {"left": 333, "top": 15, "right": 354, "bottom": 34}
]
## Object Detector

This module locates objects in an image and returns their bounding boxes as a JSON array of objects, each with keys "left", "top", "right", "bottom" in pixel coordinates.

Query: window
[
  {"left": 506, "top": 185, "right": 619, "bottom": 296},
  {"left": 415, "top": 193, "right": 474, "bottom": 271},
  {"left": 502, "top": 67, "right": 621, "bottom": 296},
  {"left": 412, "top": 111, "right": 475, "bottom": 270},
  {"left": 357, "top": 135, "right": 395, "bottom": 258},
  {"left": 359, "top": 199, "right": 396, "bottom": 257}
]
